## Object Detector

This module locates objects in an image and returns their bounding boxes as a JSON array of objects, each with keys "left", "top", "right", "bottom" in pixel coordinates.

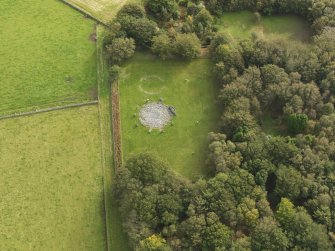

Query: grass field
[
  {"left": 64, "top": 0, "right": 142, "bottom": 23},
  {"left": 0, "top": 0, "right": 97, "bottom": 115},
  {"left": 120, "top": 53, "right": 221, "bottom": 179},
  {"left": 216, "top": 11, "right": 311, "bottom": 42},
  {"left": 0, "top": 106, "right": 106, "bottom": 250}
]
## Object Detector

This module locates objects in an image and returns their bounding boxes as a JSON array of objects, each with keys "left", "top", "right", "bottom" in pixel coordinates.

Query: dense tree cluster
[
  {"left": 152, "top": 31, "right": 201, "bottom": 59},
  {"left": 115, "top": 151, "right": 333, "bottom": 250}
]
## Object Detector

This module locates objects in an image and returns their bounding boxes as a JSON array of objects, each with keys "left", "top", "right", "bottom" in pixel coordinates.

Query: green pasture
[
  {"left": 119, "top": 53, "right": 221, "bottom": 179},
  {"left": 0, "top": 106, "right": 105, "bottom": 250},
  {"left": 0, "top": 0, "right": 97, "bottom": 115},
  {"left": 216, "top": 11, "right": 311, "bottom": 42}
]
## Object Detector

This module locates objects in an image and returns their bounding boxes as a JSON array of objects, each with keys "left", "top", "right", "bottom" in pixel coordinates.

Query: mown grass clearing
[
  {"left": 0, "top": 0, "right": 97, "bottom": 115},
  {"left": 216, "top": 11, "right": 311, "bottom": 42},
  {"left": 0, "top": 106, "right": 106, "bottom": 250},
  {"left": 120, "top": 52, "right": 221, "bottom": 179}
]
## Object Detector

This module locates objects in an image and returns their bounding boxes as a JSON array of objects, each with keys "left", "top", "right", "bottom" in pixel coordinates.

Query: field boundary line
[
  {"left": 96, "top": 25, "right": 112, "bottom": 251},
  {"left": 0, "top": 101, "right": 98, "bottom": 121},
  {"left": 59, "top": 0, "right": 107, "bottom": 25},
  {"left": 111, "top": 81, "right": 123, "bottom": 170}
]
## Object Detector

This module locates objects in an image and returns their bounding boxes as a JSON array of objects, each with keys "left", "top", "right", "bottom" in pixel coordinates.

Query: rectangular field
[
  {"left": 0, "top": 0, "right": 97, "bottom": 115},
  {"left": 0, "top": 106, "right": 106, "bottom": 250},
  {"left": 120, "top": 53, "right": 221, "bottom": 179}
]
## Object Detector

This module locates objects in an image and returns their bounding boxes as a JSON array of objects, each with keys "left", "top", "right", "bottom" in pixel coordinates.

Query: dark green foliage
[
  {"left": 274, "top": 165, "right": 304, "bottom": 201},
  {"left": 193, "top": 8, "right": 214, "bottom": 41},
  {"left": 114, "top": 153, "right": 188, "bottom": 249},
  {"left": 109, "top": 65, "right": 121, "bottom": 82},
  {"left": 117, "top": 3, "right": 146, "bottom": 19},
  {"left": 147, "top": 0, "right": 178, "bottom": 20},
  {"left": 251, "top": 217, "right": 289, "bottom": 251},
  {"left": 151, "top": 32, "right": 201, "bottom": 59},
  {"left": 174, "top": 33, "right": 201, "bottom": 59},
  {"left": 276, "top": 198, "right": 333, "bottom": 250},
  {"left": 106, "top": 37, "right": 135, "bottom": 63},
  {"left": 121, "top": 16, "right": 158, "bottom": 47},
  {"left": 151, "top": 33, "right": 173, "bottom": 59},
  {"left": 216, "top": 44, "right": 245, "bottom": 72},
  {"left": 125, "top": 153, "right": 168, "bottom": 185},
  {"left": 287, "top": 113, "right": 308, "bottom": 134}
]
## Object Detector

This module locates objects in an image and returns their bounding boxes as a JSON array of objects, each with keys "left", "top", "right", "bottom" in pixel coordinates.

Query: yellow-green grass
[
  {"left": 120, "top": 52, "right": 221, "bottom": 179},
  {"left": 0, "top": 0, "right": 97, "bottom": 115},
  {"left": 0, "top": 106, "right": 106, "bottom": 250},
  {"left": 63, "top": 0, "right": 143, "bottom": 23},
  {"left": 216, "top": 11, "right": 311, "bottom": 42}
]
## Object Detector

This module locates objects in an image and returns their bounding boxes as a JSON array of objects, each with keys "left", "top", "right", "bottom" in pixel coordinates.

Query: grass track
[
  {"left": 0, "top": 0, "right": 97, "bottom": 115},
  {"left": 120, "top": 53, "right": 221, "bottom": 179},
  {"left": 0, "top": 106, "right": 106, "bottom": 250}
]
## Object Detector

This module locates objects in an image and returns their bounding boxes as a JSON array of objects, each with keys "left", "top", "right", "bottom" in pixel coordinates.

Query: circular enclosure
[{"left": 139, "top": 102, "right": 174, "bottom": 130}]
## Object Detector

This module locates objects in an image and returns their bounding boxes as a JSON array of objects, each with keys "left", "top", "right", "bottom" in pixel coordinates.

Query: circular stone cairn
[{"left": 139, "top": 102, "right": 173, "bottom": 130}]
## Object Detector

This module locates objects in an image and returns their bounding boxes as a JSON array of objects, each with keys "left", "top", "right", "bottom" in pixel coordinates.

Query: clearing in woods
[
  {"left": 120, "top": 52, "right": 221, "bottom": 179},
  {"left": 216, "top": 11, "right": 312, "bottom": 42}
]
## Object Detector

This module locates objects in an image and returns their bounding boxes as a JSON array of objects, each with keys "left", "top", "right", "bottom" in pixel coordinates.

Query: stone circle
[{"left": 139, "top": 102, "right": 174, "bottom": 130}]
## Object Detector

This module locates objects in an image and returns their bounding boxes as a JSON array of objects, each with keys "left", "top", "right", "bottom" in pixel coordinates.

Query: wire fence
[{"left": 0, "top": 101, "right": 98, "bottom": 121}]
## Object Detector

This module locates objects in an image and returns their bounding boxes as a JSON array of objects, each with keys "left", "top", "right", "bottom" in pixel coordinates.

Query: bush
[
  {"left": 151, "top": 33, "right": 173, "bottom": 59},
  {"left": 117, "top": 3, "right": 145, "bottom": 19},
  {"left": 121, "top": 16, "right": 158, "bottom": 47},
  {"left": 287, "top": 113, "right": 308, "bottom": 134},
  {"left": 109, "top": 65, "right": 121, "bottom": 82},
  {"left": 174, "top": 33, "right": 201, "bottom": 59},
  {"left": 147, "top": 0, "right": 178, "bottom": 20},
  {"left": 106, "top": 37, "right": 135, "bottom": 63}
]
